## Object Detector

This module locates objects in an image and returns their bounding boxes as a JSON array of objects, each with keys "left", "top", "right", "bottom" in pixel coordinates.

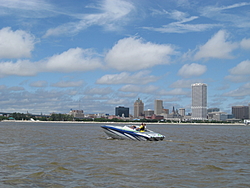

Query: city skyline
[{"left": 0, "top": 0, "right": 250, "bottom": 115}]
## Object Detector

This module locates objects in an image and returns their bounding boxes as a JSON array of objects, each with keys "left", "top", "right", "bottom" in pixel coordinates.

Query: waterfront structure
[
  {"left": 134, "top": 98, "right": 144, "bottom": 118},
  {"left": 115, "top": 106, "right": 129, "bottom": 118},
  {"left": 69, "top": 110, "right": 84, "bottom": 119},
  {"left": 154, "top": 100, "right": 163, "bottom": 115},
  {"left": 232, "top": 106, "right": 249, "bottom": 119},
  {"left": 191, "top": 83, "right": 207, "bottom": 120},
  {"left": 208, "top": 111, "right": 229, "bottom": 121}
]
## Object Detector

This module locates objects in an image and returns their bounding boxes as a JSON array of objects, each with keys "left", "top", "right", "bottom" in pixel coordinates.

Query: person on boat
[
  {"left": 130, "top": 125, "right": 136, "bottom": 129},
  {"left": 136, "top": 123, "right": 146, "bottom": 131}
]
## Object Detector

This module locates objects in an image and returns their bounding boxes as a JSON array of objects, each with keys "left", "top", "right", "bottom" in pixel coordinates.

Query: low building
[
  {"left": 115, "top": 106, "right": 129, "bottom": 117},
  {"left": 69, "top": 110, "right": 84, "bottom": 119}
]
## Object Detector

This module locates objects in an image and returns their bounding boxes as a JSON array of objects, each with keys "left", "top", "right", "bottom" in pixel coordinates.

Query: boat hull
[{"left": 101, "top": 125, "right": 165, "bottom": 141}]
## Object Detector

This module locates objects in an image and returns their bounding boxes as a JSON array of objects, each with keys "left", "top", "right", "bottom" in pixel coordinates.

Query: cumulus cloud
[
  {"left": 0, "top": 47, "right": 103, "bottom": 77},
  {"left": 44, "top": 0, "right": 134, "bottom": 37},
  {"left": 194, "top": 30, "right": 238, "bottom": 60},
  {"left": 229, "top": 60, "right": 250, "bottom": 75},
  {"left": 105, "top": 37, "right": 175, "bottom": 71},
  {"left": 96, "top": 71, "right": 158, "bottom": 85},
  {"left": 240, "top": 38, "right": 250, "bottom": 50},
  {"left": 119, "top": 84, "right": 158, "bottom": 93},
  {"left": 158, "top": 88, "right": 189, "bottom": 96},
  {"left": 51, "top": 80, "right": 84, "bottom": 88},
  {"left": 30, "top": 81, "right": 48, "bottom": 87},
  {"left": 178, "top": 63, "right": 207, "bottom": 78},
  {"left": 0, "top": 27, "right": 36, "bottom": 58},
  {"left": 45, "top": 48, "right": 103, "bottom": 72},
  {"left": 0, "top": 60, "right": 40, "bottom": 77}
]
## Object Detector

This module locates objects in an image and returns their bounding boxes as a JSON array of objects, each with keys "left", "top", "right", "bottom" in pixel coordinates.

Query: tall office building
[
  {"left": 154, "top": 100, "right": 163, "bottom": 115},
  {"left": 191, "top": 83, "right": 207, "bottom": 120},
  {"left": 134, "top": 98, "right": 144, "bottom": 118},
  {"left": 115, "top": 106, "right": 129, "bottom": 117}
]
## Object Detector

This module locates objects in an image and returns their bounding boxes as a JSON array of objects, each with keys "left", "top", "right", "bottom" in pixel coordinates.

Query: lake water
[{"left": 0, "top": 122, "right": 249, "bottom": 188}]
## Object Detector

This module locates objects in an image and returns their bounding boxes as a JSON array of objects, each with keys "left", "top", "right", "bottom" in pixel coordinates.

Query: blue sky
[{"left": 0, "top": 0, "right": 250, "bottom": 115}]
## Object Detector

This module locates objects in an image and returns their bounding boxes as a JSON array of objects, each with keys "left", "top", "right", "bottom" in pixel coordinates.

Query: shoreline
[{"left": 1, "top": 120, "right": 246, "bottom": 126}]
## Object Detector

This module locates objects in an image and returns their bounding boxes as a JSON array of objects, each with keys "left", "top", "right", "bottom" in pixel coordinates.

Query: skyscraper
[
  {"left": 154, "top": 99, "right": 163, "bottom": 115},
  {"left": 191, "top": 83, "right": 207, "bottom": 120},
  {"left": 134, "top": 98, "right": 144, "bottom": 118}
]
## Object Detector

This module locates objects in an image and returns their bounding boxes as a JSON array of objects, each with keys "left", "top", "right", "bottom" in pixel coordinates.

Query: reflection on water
[{"left": 0, "top": 122, "right": 249, "bottom": 187}]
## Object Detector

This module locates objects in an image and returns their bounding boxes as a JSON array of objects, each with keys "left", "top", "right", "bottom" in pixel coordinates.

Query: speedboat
[{"left": 101, "top": 125, "right": 165, "bottom": 141}]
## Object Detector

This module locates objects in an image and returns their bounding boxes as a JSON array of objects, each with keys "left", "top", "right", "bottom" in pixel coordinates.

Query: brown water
[{"left": 0, "top": 122, "right": 249, "bottom": 187}]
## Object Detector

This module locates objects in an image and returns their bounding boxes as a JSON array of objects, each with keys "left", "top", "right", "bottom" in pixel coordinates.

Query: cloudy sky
[{"left": 0, "top": 0, "right": 250, "bottom": 115}]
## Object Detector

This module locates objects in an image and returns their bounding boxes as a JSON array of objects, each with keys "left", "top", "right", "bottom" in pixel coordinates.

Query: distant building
[
  {"left": 144, "top": 109, "right": 154, "bottom": 117},
  {"left": 115, "top": 106, "right": 129, "bottom": 117},
  {"left": 151, "top": 114, "right": 164, "bottom": 120},
  {"left": 69, "top": 110, "right": 84, "bottom": 119},
  {"left": 232, "top": 106, "right": 249, "bottom": 119},
  {"left": 179, "top": 108, "right": 185, "bottom": 116},
  {"left": 154, "top": 100, "right": 163, "bottom": 115},
  {"left": 162, "top": 109, "right": 169, "bottom": 114},
  {"left": 134, "top": 98, "right": 144, "bottom": 118},
  {"left": 191, "top": 83, "right": 207, "bottom": 120},
  {"left": 166, "top": 106, "right": 182, "bottom": 120},
  {"left": 207, "top": 108, "right": 220, "bottom": 113}
]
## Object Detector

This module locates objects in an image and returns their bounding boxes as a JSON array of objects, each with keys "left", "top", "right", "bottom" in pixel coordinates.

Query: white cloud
[
  {"left": 229, "top": 60, "right": 250, "bottom": 75},
  {"left": 143, "top": 22, "right": 219, "bottom": 34},
  {"left": 200, "top": 2, "right": 250, "bottom": 28},
  {"left": 9, "top": 86, "right": 25, "bottom": 91},
  {"left": 144, "top": 10, "right": 219, "bottom": 33},
  {"left": 178, "top": 63, "right": 207, "bottom": 78},
  {"left": 0, "top": 47, "right": 103, "bottom": 77},
  {"left": 0, "top": 0, "right": 56, "bottom": 18},
  {"left": 84, "top": 87, "right": 113, "bottom": 95},
  {"left": 158, "top": 88, "right": 188, "bottom": 96},
  {"left": 0, "top": 27, "right": 36, "bottom": 58},
  {"left": 105, "top": 37, "right": 175, "bottom": 71},
  {"left": 0, "top": 60, "right": 40, "bottom": 77},
  {"left": 51, "top": 80, "right": 84, "bottom": 88},
  {"left": 240, "top": 38, "right": 250, "bottom": 50},
  {"left": 170, "top": 79, "right": 203, "bottom": 88},
  {"left": 30, "top": 81, "right": 48, "bottom": 87},
  {"left": 224, "top": 83, "right": 250, "bottom": 97},
  {"left": 44, "top": 48, "right": 103, "bottom": 72},
  {"left": 96, "top": 71, "right": 158, "bottom": 85},
  {"left": 225, "top": 75, "right": 250, "bottom": 83},
  {"left": 44, "top": 0, "right": 134, "bottom": 37},
  {"left": 119, "top": 84, "right": 158, "bottom": 93},
  {"left": 194, "top": 30, "right": 238, "bottom": 60}
]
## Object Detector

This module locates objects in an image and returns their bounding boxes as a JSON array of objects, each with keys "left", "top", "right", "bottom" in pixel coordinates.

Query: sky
[{"left": 0, "top": 0, "right": 250, "bottom": 116}]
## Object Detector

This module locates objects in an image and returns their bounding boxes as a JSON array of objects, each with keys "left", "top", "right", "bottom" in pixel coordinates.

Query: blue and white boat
[{"left": 101, "top": 125, "right": 165, "bottom": 141}]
